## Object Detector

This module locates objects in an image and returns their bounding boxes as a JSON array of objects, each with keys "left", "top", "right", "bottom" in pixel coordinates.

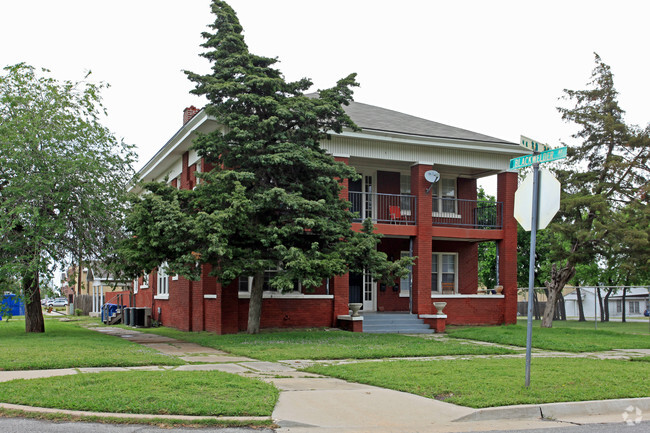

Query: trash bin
[
  {"left": 133, "top": 307, "right": 152, "bottom": 327},
  {"left": 101, "top": 304, "right": 118, "bottom": 323},
  {"left": 123, "top": 307, "right": 131, "bottom": 326}
]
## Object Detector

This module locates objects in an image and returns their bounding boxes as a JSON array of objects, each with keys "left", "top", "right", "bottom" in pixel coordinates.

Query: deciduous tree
[{"left": 0, "top": 64, "right": 135, "bottom": 332}]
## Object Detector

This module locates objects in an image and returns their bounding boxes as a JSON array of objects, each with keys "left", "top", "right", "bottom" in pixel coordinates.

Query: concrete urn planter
[
  {"left": 433, "top": 302, "right": 447, "bottom": 315},
  {"left": 348, "top": 303, "right": 363, "bottom": 317}
]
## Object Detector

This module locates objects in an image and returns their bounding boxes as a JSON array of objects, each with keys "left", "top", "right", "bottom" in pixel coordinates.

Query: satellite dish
[{"left": 424, "top": 170, "right": 440, "bottom": 183}]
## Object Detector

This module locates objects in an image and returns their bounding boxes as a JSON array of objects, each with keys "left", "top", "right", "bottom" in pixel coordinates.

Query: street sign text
[{"left": 510, "top": 146, "right": 567, "bottom": 170}]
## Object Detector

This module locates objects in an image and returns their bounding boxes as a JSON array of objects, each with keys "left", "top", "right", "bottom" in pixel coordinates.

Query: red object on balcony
[{"left": 389, "top": 205, "right": 401, "bottom": 223}]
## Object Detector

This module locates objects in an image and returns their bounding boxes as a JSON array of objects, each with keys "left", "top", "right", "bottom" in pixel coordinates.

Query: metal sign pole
[{"left": 524, "top": 161, "right": 540, "bottom": 388}]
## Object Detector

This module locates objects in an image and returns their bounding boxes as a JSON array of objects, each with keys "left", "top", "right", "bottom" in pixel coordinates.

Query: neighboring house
[
  {"left": 131, "top": 102, "right": 526, "bottom": 334},
  {"left": 564, "top": 287, "right": 650, "bottom": 319},
  {"left": 61, "top": 264, "right": 131, "bottom": 314},
  {"left": 60, "top": 266, "right": 92, "bottom": 296}
]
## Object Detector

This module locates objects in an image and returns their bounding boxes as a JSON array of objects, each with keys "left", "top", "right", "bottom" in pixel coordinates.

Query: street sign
[
  {"left": 509, "top": 146, "right": 567, "bottom": 170},
  {"left": 514, "top": 169, "right": 561, "bottom": 231},
  {"left": 520, "top": 135, "right": 550, "bottom": 153}
]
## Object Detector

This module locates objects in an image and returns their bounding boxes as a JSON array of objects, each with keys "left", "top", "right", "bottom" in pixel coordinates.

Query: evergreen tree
[
  {"left": 541, "top": 54, "right": 649, "bottom": 327},
  {"left": 121, "top": 1, "right": 412, "bottom": 334}
]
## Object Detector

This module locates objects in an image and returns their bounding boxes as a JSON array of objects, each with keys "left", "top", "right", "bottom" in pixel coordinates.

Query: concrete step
[{"left": 361, "top": 313, "right": 434, "bottom": 334}]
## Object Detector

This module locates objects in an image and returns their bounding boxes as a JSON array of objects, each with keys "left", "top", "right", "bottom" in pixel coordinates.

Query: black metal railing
[
  {"left": 348, "top": 192, "right": 417, "bottom": 225},
  {"left": 432, "top": 198, "right": 502, "bottom": 229},
  {"left": 348, "top": 193, "right": 502, "bottom": 229}
]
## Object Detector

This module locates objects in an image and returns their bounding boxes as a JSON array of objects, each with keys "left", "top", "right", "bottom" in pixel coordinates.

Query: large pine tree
[
  {"left": 123, "top": 1, "right": 411, "bottom": 333},
  {"left": 541, "top": 54, "right": 650, "bottom": 327}
]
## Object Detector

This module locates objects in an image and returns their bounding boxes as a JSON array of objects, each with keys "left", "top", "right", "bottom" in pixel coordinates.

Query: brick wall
[
  {"left": 457, "top": 178, "right": 477, "bottom": 200},
  {"left": 433, "top": 296, "right": 505, "bottom": 325},
  {"left": 411, "top": 164, "right": 433, "bottom": 315},
  {"left": 237, "top": 298, "right": 334, "bottom": 331},
  {"left": 497, "top": 171, "right": 518, "bottom": 324}
]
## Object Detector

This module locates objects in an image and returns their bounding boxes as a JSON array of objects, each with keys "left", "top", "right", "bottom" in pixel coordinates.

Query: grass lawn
[
  {"left": 135, "top": 327, "right": 516, "bottom": 361},
  {"left": 447, "top": 321, "right": 650, "bottom": 352},
  {"left": 519, "top": 318, "right": 650, "bottom": 334},
  {"left": 305, "top": 357, "right": 650, "bottom": 408},
  {"left": 0, "top": 370, "right": 278, "bottom": 416},
  {"left": 0, "top": 318, "right": 183, "bottom": 371}
]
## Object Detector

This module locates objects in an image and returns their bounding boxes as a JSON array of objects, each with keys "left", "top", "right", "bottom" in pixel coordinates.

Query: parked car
[{"left": 47, "top": 298, "right": 68, "bottom": 307}]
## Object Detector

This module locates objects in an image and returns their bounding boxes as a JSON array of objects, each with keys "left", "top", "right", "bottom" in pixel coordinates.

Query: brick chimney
[{"left": 183, "top": 106, "right": 200, "bottom": 124}]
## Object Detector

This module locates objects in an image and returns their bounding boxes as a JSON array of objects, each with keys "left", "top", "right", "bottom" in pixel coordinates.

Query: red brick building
[{"left": 128, "top": 102, "right": 527, "bottom": 333}]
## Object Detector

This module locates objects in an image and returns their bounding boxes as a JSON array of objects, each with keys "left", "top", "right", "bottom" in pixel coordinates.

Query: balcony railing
[
  {"left": 349, "top": 192, "right": 502, "bottom": 229},
  {"left": 349, "top": 192, "right": 417, "bottom": 225},
  {"left": 433, "top": 198, "right": 502, "bottom": 229}
]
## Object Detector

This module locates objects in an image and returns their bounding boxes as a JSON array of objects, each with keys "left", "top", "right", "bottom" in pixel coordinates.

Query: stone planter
[
  {"left": 433, "top": 301, "right": 447, "bottom": 315},
  {"left": 348, "top": 303, "right": 363, "bottom": 317},
  {"left": 495, "top": 285, "right": 504, "bottom": 294}
]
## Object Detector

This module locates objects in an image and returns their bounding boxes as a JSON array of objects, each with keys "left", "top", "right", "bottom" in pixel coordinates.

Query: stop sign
[{"left": 514, "top": 169, "right": 561, "bottom": 231}]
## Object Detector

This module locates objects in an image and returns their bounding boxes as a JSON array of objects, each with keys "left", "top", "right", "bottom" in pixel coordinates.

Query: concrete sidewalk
[{"left": 2, "top": 325, "right": 648, "bottom": 432}]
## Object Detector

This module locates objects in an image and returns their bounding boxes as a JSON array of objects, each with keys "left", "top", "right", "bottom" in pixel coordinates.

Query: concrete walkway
[{"left": 2, "top": 325, "right": 649, "bottom": 432}]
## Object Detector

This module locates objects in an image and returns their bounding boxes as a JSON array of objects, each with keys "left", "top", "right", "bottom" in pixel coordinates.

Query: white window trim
[
  {"left": 431, "top": 177, "right": 459, "bottom": 218},
  {"left": 237, "top": 272, "right": 303, "bottom": 294},
  {"left": 238, "top": 292, "right": 333, "bottom": 299},
  {"left": 431, "top": 252, "right": 458, "bottom": 294},
  {"left": 140, "top": 273, "right": 149, "bottom": 289},
  {"left": 133, "top": 279, "right": 139, "bottom": 294},
  {"left": 157, "top": 263, "right": 169, "bottom": 297},
  {"left": 399, "top": 250, "right": 412, "bottom": 297}
]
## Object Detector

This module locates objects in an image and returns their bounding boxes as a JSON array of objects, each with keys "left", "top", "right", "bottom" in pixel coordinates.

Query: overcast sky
[{"left": 3, "top": 0, "right": 649, "bottom": 194}]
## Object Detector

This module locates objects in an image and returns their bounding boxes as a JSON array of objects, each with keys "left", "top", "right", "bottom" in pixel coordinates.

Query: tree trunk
[
  {"left": 77, "top": 254, "right": 83, "bottom": 296},
  {"left": 542, "top": 288, "right": 559, "bottom": 328},
  {"left": 247, "top": 271, "right": 265, "bottom": 334},
  {"left": 603, "top": 288, "right": 613, "bottom": 322},
  {"left": 558, "top": 292, "right": 567, "bottom": 320},
  {"left": 576, "top": 287, "right": 586, "bottom": 321},
  {"left": 596, "top": 287, "right": 606, "bottom": 321},
  {"left": 533, "top": 290, "right": 540, "bottom": 320},
  {"left": 541, "top": 262, "right": 575, "bottom": 328},
  {"left": 24, "top": 271, "right": 45, "bottom": 333},
  {"left": 621, "top": 287, "right": 627, "bottom": 322}
]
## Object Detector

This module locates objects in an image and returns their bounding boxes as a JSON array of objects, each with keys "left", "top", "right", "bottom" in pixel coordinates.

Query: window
[
  {"left": 157, "top": 263, "right": 169, "bottom": 297},
  {"left": 133, "top": 279, "right": 139, "bottom": 294},
  {"left": 432, "top": 177, "right": 457, "bottom": 215},
  {"left": 630, "top": 301, "right": 640, "bottom": 314},
  {"left": 400, "top": 174, "right": 412, "bottom": 215},
  {"left": 431, "top": 253, "right": 457, "bottom": 294},
  {"left": 616, "top": 300, "right": 622, "bottom": 313},
  {"left": 399, "top": 250, "right": 412, "bottom": 296},
  {"left": 238, "top": 269, "right": 301, "bottom": 293},
  {"left": 141, "top": 273, "right": 149, "bottom": 288}
]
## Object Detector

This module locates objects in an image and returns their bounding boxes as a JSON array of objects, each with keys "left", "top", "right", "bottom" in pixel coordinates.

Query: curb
[
  {"left": 0, "top": 403, "right": 271, "bottom": 423},
  {"left": 454, "top": 397, "right": 650, "bottom": 422}
]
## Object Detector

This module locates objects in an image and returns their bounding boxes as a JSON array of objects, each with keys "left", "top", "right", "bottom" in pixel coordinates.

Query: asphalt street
[
  {"left": 0, "top": 418, "right": 274, "bottom": 433},
  {"left": 0, "top": 418, "right": 647, "bottom": 433}
]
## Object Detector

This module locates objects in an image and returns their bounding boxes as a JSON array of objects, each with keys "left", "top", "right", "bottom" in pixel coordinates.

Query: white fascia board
[
  {"left": 338, "top": 129, "right": 531, "bottom": 157},
  {"left": 131, "top": 110, "right": 217, "bottom": 192}
]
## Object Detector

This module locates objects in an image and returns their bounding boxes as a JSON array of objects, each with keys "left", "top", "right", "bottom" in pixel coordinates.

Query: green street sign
[
  {"left": 520, "top": 135, "right": 550, "bottom": 152},
  {"left": 509, "top": 147, "right": 568, "bottom": 170}
]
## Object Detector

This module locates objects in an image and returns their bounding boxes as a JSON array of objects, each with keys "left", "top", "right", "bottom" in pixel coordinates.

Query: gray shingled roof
[
  {"left": 342, "top": 100, "right": 514, "bottom": 145},
  {"left": 305, "top": 93, "right": 513, "bottom": 145}
]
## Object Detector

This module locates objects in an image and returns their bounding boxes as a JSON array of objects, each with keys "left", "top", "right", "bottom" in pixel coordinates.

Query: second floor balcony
[{"left": 349, "top": 192, "right": 502, "bottom": 229}]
